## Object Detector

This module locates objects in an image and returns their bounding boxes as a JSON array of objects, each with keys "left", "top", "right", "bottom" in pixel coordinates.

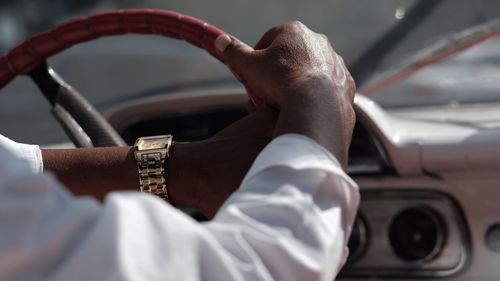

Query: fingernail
[{"left": 215, "top": 34, "right": 232, "bottom": 54}]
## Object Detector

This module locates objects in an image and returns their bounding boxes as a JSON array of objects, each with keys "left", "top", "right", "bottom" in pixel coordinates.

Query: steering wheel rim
[
  {"left": 0, "top": 9, "right": 225, "bottom": 87},
  {"left": 0, "top": 9, "right": 234, "bottom": 147}
]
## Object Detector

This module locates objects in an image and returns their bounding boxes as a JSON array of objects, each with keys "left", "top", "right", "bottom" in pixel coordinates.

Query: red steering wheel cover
[{"left": 0, "top": 9, "right": 225, "bottom": 88}]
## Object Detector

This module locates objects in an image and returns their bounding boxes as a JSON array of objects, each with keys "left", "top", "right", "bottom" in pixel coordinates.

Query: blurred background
[{"left": 1, "top": 0, "right": 500, "bottom": 144}]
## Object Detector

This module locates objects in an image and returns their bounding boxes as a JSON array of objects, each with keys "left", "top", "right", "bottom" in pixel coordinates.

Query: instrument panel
[{"left": 340, "top": 190, "right": 470, "bottom": 278}]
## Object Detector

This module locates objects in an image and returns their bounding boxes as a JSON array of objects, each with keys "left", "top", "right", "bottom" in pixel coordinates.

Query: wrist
[
  {"left": 165, "top": 141, "right": 200, "bottom": 208},
  {"left": 276, "top": 75, "right": 355, "bottom": 167}
]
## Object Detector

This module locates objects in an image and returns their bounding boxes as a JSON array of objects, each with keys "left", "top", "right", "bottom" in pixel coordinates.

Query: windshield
[
  {"left": 1, "top": 0, "right": 500, "bottom": 144},
  {"left": 366, "top": 32, "right": 500, "bottom": 108}
]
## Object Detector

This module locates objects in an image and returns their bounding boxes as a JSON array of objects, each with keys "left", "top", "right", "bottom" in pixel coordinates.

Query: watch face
[{"left": 136, "top": 135, "right": 171, "bottom": 150}]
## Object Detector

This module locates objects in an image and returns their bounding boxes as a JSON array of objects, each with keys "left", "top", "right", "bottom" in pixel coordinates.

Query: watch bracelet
[{"left": 134, "top": 135, "right": 174, "bottom": 202}]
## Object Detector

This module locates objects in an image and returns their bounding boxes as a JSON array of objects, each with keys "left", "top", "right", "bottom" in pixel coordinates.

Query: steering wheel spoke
[{"left": 29, "top": 62, "right": 126, "bottom": 147}]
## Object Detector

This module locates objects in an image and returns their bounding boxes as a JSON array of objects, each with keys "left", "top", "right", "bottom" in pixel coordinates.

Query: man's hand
[
  {"left": 215, "top": 21, "right": 355, "bottom": 109},
  {"left": 215, "top": 22, "right": 356, "bottom": 166}
]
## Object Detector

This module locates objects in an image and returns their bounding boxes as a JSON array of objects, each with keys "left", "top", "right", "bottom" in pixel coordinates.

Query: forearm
[
  {"left": 42, "top": 143, "right": 195, "bottom": 204},
  {"left": 42, "top": 147, "right": 136, "bottom": 200},
  {"left": 40, "top": 108, "right": 276, "bottom": 217}
]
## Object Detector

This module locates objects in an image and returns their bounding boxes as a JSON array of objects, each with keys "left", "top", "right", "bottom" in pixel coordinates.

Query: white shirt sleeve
[
  {"left": 0, "top": 134, "right": 359, "bottom": 281},
  {"left": 0, "top": 134, "right": 43, "bottom": 174}
]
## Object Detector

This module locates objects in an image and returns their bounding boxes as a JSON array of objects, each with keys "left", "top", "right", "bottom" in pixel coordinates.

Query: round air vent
[{"left": 389, "top": 207, "right": 446, "bottom": 262}]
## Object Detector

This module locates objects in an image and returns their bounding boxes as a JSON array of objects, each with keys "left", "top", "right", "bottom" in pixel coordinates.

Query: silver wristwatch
[{"left": 134, "top": 135, "right": 174, "bottom": 202}]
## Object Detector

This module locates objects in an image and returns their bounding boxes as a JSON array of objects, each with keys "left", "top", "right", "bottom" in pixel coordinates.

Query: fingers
[
  {"left": 254, "top": 21, "right": 307, "bottom": 50},
  {"left": 215, "top": 34, "right": 254, "bottom": 72},
  {"left": 215, "top": 34, "right": 263, "bottom": 106}
]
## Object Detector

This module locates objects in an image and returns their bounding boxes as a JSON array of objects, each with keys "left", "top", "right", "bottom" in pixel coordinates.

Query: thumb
[
  {"left": 215, "top": 34, "right": 254, "bottom": 71},
  {"left": 215, "top": 34, "right": 262, "bottom": 106}
]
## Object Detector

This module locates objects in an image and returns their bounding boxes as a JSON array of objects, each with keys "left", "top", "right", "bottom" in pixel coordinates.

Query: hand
[
  {"left": 215, "top": 21, "right": 355, "bottom": 109},
  {"left": 169, "top": 108, "right": 278, "bottom": 218},
  {"left": 215, "top": 22, "right": 356, "bottom": 167}
]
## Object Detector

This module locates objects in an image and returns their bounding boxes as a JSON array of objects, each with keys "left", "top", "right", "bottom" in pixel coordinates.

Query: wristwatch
[{"left": 134, "top": 135, "right": 174, "bottom": 202}]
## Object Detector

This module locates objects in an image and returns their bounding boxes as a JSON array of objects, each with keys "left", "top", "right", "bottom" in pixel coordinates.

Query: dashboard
[{"left": 107, "top": 89, "right": 500, "bottom": 280}]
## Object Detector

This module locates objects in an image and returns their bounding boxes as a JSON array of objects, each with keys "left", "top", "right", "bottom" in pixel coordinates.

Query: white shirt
[{"left": 0, "top": 134, "right": 359, "bottom": 281}]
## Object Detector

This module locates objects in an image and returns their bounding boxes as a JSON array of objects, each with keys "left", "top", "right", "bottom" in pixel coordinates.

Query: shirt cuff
[{"left": 0, "top": 134, "right": 43, "bottom": 175}]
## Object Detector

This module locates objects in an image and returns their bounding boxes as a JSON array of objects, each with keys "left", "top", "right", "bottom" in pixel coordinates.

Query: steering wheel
[{"left": 0, "top": 9, "right": 236, "bottom": 147}]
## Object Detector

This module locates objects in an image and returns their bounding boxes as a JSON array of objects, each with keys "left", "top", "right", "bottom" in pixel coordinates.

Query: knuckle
[
  {"left": 336, "top": 53, "right": 346, "bottom": 66},
  {"left": 268, "top": 24, "right": 284, "bottom": 34},
  {"left": 287, "top": 20, "right": 305, "bottom": 29},
  {"left": 350, "top": 76, "right": 357, "bottom": 91},
  {"left": 231, "top": 40, "right": 244, "bottom": 52}
]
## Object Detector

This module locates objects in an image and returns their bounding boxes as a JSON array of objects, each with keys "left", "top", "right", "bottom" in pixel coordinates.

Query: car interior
[{"left": 1, "top": 0, "right": 500, "bottom": 280}]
